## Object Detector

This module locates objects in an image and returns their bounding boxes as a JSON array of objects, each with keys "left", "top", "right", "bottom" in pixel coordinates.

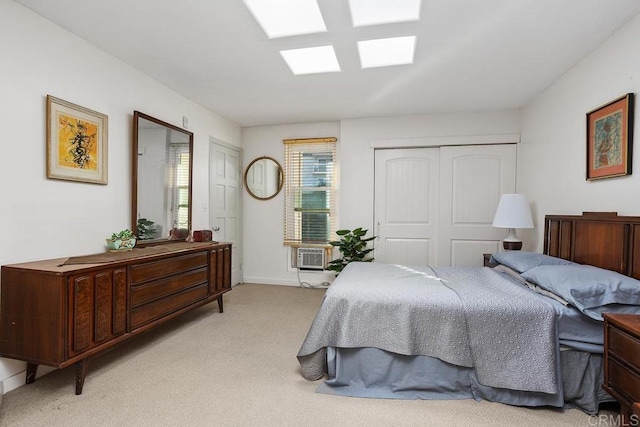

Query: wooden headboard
[{"left": 544, "top": 212, "right": 640, "bottom": 280}]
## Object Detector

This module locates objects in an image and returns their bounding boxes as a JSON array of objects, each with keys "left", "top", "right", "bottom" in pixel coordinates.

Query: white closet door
[
  {"left": 210, "top": 142, "right": 242, "bottom": 285},
  {"left": 438, "top": 144, "right": 517, "bottom": 266},
  {"left": 374, "top": 148, "right": 440, "bottom": 266}
]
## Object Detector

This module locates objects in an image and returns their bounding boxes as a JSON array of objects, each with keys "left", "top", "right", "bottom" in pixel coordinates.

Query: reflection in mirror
[
  {"left": 132, "top": 111, "right": 193, "bottom": 241},
  {"left": 244, "top": 156, "right": 284, "bottom": 200}
]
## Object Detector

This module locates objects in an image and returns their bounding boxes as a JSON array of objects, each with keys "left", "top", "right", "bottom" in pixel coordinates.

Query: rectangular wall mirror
[{"left": 132, "top": 111, "right": 193, "bottom": 241}]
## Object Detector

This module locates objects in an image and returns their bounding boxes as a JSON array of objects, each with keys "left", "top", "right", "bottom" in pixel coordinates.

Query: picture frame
[
  {"left": 46, "top": 95, "right": 108, "bottom": 184},
  {"left": 586, "top": 93, "right": 634, "bottom": 181}
]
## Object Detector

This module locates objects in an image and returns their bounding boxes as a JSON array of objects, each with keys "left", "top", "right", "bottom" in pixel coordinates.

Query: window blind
[
  {"left": 283, "top": 137, "right": 337, "bottom": 245},
  {"left": 167, "top": 143, "right": 190, "bottom": 230}
]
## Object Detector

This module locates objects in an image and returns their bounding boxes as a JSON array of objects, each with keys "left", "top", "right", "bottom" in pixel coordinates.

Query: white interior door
[
  {"left": 374, "top": 148, "right": 440, "bottom": 266},
  {"left": 210, "top": 141, "right": 241, "bottom": 285},
  {"left": 439, "top": 144, "right": 517, "bottom": 266}
]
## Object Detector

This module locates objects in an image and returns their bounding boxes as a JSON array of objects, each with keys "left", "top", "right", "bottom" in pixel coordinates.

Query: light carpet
[{"left": 0, "top": 283, "right": 615, "bottom": 426}]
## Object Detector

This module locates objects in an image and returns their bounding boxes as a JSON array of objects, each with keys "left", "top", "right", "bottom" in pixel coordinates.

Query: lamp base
[
  {"left": 503, "top": 240, "right": 523, "bottom": 251},
  {"left": 502, "top": 227, "right": 523, "bottom": 251}
]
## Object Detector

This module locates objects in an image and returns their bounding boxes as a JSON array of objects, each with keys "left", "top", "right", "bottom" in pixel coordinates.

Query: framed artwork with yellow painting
[
  {"left": 46, "top": 95, "right": 108, "bottom": 184},
  {"left": 586, "top": 93, "right": 634, "bottom": 181}
]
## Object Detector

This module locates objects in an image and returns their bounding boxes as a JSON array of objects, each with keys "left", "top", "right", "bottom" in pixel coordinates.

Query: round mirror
[{"left": 244, "top": 156, "right": 284, "bottom": 200}]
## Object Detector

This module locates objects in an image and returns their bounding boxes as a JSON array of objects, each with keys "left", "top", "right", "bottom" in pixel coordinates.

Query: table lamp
[{"left": 492, "top": 194, "right": 534, "bottom": 250}]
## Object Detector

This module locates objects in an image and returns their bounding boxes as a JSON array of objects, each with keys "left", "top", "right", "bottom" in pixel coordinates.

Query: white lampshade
[
  {"left": 492, "top": 194, "right": 534, "bottom": 229},
  {"left": 492, "top": 194, "right": 533, "bottom": 251}
]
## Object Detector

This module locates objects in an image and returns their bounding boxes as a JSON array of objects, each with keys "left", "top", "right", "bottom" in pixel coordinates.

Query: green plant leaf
[
  {"left": 327, "top": 227, "right": 377, "bottom": 275},
  {"left": 110, "top": 229, "right": 135, "bottom": 240}
]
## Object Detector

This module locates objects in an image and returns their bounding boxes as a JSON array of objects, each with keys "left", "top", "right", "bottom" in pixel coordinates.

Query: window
[
  {"left": 284, "top": 137, "right": 337, "bottom": 245},
  {"left": 167, "top": 143, "right": 190, "bottom": 230}
]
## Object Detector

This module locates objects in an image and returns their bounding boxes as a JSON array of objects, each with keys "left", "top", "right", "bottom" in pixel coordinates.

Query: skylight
[
  {"left": 357, "top": 36, "right": 416, "bottom": 69},
  {"left": 280, "top": 46, "right": 341, "bottom": 75},
  {"left": 348, "top": 0, "right": 421, "bottom": 27},
  {"left": 243, "top": 0, "right": 327, "bottom": 39}
]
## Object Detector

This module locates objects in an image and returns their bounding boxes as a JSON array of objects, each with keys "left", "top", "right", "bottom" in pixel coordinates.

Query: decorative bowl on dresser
[
  {"left": 105, "top": 237, "right": 137, "bottom": 251},
  {"left": 603, "top": 312, "right": 640, "bottom": 425},
  {"left": 0, "top": 241, "right": 231, "bottom": 395}
]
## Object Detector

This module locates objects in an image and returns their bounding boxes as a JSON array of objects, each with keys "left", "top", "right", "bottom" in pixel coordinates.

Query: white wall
[
  {"left": 242, "top": 122, "right": 340, "bottom": 286},
  {"left": 0, "top": 1, "right": 241, "bottom": 393},
  {"left": 242, "top": 111, "right": 521, "bottom": 285},
  {"left": 518, "top": 13, "right": 640, "bottom": 251},
  {"left": 340, "top": 112, "right": 522, "bottom": 232}
]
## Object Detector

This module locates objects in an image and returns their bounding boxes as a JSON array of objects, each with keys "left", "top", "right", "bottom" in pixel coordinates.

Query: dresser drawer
[
  {"left": 131, "top": 267, "right": 207, "bottom": 308},
  {"left": 131, "top": 252, "right": 208, "bottom": 284},
  {"left": 131, "top": 284, "right": 208, "bottom": 329},
  {"left": 608, "top": 358, "right": 640, "bottom": 403},
  {"left": 609, "top": 326, "right": 640, "bottom": 371}
]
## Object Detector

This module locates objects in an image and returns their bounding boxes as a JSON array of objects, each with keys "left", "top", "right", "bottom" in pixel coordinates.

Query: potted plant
[
  {"left": 137, "top": 218, "right": 157, "bottom": 240},
  {"left": 326, "top": 227, "right": 376, "bottom": 275},
  {"left": 106, "top": 229, "right": 137, "bottom": 252}
]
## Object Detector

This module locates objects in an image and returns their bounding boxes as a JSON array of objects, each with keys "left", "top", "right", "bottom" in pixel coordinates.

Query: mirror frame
[
  {"left": 132, "top": 111, "right": 194, "bottom": 242},
  {"left": 244, "top": 156, "right": 284, "bottom": 201}
]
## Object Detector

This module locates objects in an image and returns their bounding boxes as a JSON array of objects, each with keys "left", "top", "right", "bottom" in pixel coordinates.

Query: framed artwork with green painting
[
  {"left": 46, "top": 95, "right": 108, "bottom": 184},
  {"left": 586, "top": 93, "right": 634, "bottom": 181}
]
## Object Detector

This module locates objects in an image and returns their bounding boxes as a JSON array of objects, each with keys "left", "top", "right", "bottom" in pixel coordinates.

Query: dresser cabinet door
[
  {"left": 68, "top": 268, "right": 127, "bottom": 356},
  {"left": 209, "top": 244, "right": 231, "bottom": 295}
]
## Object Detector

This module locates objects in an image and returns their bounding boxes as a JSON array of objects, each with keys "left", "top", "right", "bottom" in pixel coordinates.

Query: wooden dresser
[
  {"left": 603, "top": 313, "right": 640, "bottom": 424},
  {"left": 0, "top": 241, "right": 231, "bottom": 394}
]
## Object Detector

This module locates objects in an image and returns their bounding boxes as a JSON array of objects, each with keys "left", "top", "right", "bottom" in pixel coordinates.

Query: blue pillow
[
  {"left": 521, "top": 264, "right": 640, "bottom": 320},
  {"left": 490, "top": 251, "right": 574, "bottom": 273}
]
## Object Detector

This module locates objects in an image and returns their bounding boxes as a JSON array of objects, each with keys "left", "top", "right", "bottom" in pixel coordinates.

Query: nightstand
[
  {"left": 483, "top": 253, "right": 497, "bottom": 267},
  {"left": 603, "top": 313, "right": 640, "bottom": 424}
]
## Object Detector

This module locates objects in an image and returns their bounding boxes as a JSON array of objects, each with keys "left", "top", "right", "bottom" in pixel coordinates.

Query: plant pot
[{"left": 106, "top": 237, "right": 137, "bottom": 252}]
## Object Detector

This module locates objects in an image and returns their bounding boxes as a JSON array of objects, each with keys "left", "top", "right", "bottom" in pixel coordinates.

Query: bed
[{"left": 297, "top": 212, "right": 640, "bottom": 414}]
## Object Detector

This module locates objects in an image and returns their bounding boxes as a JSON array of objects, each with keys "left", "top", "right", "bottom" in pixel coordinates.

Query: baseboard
[
  {"left": 243, "top": 272, "right": 335, "bottom": 288},
  {"left": 241, "top": 277, "right": 299, "bottom": 286},
  {"left": 3, "top": 370, "right": 26, "bottom": 395},
  {"left": 1, "top": 365, "right": 56, "bottom": 397}
]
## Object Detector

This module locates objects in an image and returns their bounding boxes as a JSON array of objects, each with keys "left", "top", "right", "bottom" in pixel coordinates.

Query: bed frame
[
  {"left": 544, "top": 212, "right": 640, "bottom": 280},
  {"left": 300, "top": 211, "right": 638, "bottom": 414}
]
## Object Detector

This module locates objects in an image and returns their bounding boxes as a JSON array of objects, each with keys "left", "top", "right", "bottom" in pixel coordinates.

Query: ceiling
[{"left": 15, "top": 0, "right": 640, "bottom": 127}]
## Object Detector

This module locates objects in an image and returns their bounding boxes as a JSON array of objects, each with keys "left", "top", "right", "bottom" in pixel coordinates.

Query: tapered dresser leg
[
  {"left": 75, "top": 359, "right": 90, "bottom": 395},
  {"left": 25, "top": 363, "right": 38, "bottom": 384},
  {"left": 218, "top": 295, "right": 224, "bottom": 313}
]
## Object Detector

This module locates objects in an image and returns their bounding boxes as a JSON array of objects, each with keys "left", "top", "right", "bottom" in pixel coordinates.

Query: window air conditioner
[{"left": 294, "top": 247, "right": 326, "bottom": 270}]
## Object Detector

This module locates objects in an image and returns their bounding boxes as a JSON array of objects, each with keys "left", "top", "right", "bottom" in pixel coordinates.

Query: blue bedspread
[{"left": 297, "top": 262, "right": 559, "bottom": 394}]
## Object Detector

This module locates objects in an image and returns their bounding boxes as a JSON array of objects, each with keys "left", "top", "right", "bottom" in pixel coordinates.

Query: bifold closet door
[
  {"left": 438, "top": 144, "right": 516, "bottom": 267},
  {"left": 374, "top": 144, "right": 516, "bottom": 267},
  {"left": 374, "top": 148, "right": 440, "bottom": 266}
]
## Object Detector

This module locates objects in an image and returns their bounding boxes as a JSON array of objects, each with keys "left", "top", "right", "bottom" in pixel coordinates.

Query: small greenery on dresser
[
  {"left": 137, "top": 218, "right": 157, "bottom": 240},
  {"left": 326, "top": 227, "right": 376, "bottom": 275},
  {"left": 110, "top": 229, "right": 135, "bottom": 240},
  {"left": 106, "top": 229, "right": 137, "bottom": 251}
]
